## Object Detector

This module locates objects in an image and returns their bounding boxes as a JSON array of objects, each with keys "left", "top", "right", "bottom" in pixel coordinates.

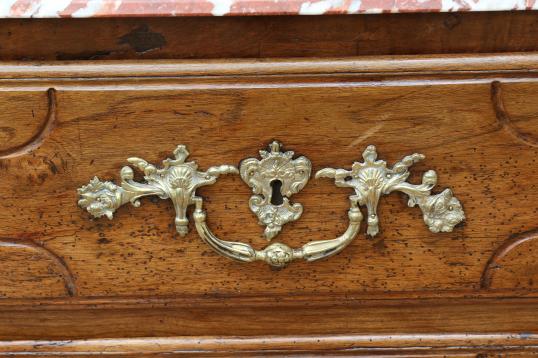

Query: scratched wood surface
[
  {"left": 1, "top": 12, "right": 538, "bottom": 61},
  {"left": 1, "top": 52, "right": 538, "bottom": 354}
]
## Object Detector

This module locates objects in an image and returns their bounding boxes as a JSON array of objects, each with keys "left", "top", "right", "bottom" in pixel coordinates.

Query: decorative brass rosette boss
[{"left": 77, "top": 141, "right": 465, "bottom": 268}]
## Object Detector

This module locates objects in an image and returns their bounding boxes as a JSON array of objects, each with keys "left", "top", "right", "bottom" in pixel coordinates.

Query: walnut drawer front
[{"left": 1, "top": 53, "right": 538, "bottom": 355}]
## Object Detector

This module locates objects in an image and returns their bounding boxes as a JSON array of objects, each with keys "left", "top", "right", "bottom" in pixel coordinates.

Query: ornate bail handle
[{"left": 77, "top": 142, "right": 465, "bottom": 268}]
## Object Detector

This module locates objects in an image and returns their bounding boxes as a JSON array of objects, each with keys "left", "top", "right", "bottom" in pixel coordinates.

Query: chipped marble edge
[{"left": 1, "top": 0, "right": 537, "bottom": 18}]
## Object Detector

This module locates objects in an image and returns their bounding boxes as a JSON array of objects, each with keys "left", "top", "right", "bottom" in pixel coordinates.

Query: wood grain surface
[
  {"left": 1, "top": 52, "right": 538, "bottom": 355},
  {"left": 0, "top": 12, "right": 538, "bottom": 61}
]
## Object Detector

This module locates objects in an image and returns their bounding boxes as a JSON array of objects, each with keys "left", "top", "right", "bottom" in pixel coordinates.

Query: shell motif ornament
[
  {"left": 77, "top": 145, "right": 237, "bottom": 237},
  {"left": 316, "top": 145, "right": 465, "bottom": 237}
]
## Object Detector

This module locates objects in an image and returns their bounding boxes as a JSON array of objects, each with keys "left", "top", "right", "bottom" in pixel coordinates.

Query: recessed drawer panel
[{"left": 0, "top": 56, "right": 537, "bottom": 301}]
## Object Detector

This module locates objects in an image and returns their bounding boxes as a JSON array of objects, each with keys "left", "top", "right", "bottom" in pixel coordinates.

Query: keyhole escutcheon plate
[{"left": 239, "top": 141, "right": 312, "bottom": 240}]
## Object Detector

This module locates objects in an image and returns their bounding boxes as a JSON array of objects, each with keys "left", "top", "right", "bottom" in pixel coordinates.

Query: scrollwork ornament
[
  {"left": 239, "top": 141, "right": 311, "bottom": 240},
  {"left": 77, "top": 145, "right": 238, "bottom": 237},
  {"left": 78, "top": 142, "right": 465, "bottom": 268},
  {"left": 315, "top": 145, "right": 465, "bottom": 237}
]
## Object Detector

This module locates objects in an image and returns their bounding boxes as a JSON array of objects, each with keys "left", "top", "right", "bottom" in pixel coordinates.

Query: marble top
[{"left": 2, "top": 0, "right": 536, "bottom": 18}]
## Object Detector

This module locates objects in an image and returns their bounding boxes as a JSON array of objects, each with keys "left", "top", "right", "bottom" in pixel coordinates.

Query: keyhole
[{"left": 270, "top": 180, "right": 284, "bottom": 205}]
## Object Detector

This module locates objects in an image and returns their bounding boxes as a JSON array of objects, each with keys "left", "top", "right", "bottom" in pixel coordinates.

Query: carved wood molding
[
  {"left": 491, "top": 80, "right": 538, "bottom": 147},
  {"left": 0, "top": 333, "right": 537, "bottom": 356},
  {"left": 481, "top": 229, "right": 538, "bottom": 289},
  {"left": 0, "top": 88, "right": 56, "bottom": 160},
  {"left": 0, "top": 238, "right": 77, "bottom": 297},
  {"left": 1, "top": 53, "right": 538, "bottom": 79}
]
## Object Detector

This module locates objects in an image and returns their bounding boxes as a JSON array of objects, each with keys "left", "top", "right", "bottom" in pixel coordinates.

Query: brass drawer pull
[{"left": 77, "top": 142, "right": 464, "bottom": 268}]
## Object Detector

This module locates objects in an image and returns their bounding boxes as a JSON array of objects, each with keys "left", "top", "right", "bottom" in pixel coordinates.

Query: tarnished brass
[{"left": 77, "top": 142, "right": 465, "bottom": 268}]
